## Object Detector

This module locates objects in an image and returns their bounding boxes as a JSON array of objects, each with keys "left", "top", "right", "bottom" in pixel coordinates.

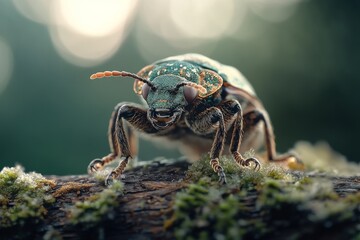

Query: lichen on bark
[{"left": 0, "top": 165, "right": 55, "bottom": 229}]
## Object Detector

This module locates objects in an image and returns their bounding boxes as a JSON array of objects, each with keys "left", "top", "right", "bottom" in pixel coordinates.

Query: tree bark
[
  {"left": 49, "top": 160, "right": 188, "bottom": 240},
  {"left": 1, "top": 160, "right": 360, "bottom": 240}
]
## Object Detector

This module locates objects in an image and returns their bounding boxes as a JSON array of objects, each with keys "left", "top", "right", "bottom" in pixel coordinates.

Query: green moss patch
[
  {"left": 0, "top": 165, "right": 55, "bottom": 229},
  {"left": 171, "top": 155, "right": 360, "bottom": 240},
  {"left": 69, "top": 180, "right": 123, "bottom": 228},
  {"left": 293, "top": 141, "right": 360, "bottom": 175},
  {"left": 185, "top": 155, "right": 292, "bottom": 187}
]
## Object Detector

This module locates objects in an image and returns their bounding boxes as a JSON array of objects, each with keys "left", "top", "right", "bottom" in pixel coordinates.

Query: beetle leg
[
  {"left": 186, "top": 107, "right": 227, "bottom": 184},
  {"left": 88, "top": 102, "right": 157, "bottom": 185},
  {"left": 243, "top": 110, "right": 304, "bottom": 169},
  {"left": 105, "top": 156, "right": 129, "bottom": 186},
  {"left": 88, "top": 104, "right": 127, "bottom": 173},
  {"left": 221, "top": 100, "right": 261, "bottom": 171}
]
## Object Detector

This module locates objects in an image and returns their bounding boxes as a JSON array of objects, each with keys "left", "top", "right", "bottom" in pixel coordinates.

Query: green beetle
[{"left": 88, "top": 53, "right": 302, "bottom": 185}]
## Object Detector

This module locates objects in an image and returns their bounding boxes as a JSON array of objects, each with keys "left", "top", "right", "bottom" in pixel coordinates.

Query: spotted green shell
[{"left": 134, "top": 53, "right": 256, "bottom": 98}]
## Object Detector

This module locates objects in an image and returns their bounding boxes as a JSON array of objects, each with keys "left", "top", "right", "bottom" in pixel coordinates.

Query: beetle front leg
[
  {"left": 186, "top": 107, "right": 227, "bottom": 184},
  {"left": 243, "top": 110, "right": 303, "bottom": 169},
  {"left": 88, "top": 103, "right": 132, "bottom": 173},
  {"left": 88, "top": 102, "right": 157, "bottom": 185},
  {"left": 220, "top": 100, "right": 261, "bottom": 171}
]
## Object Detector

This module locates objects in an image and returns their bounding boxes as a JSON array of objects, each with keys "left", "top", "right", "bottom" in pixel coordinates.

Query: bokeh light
[
  {"left": 169, "top": 0, "right": 236, "bottom": 39},
  {"left": 247, "top": 0, "right": 302, "bottom": 23},
  {"left": 12, "top": 0, "right": 53, "bottom": 24},
  {"left": 135, "top": 0, "right": 242, "bottom": 63},
  {"left": 55, "top": 0, "right": 137, "bottom": 37},
  {"left": 135, "top": 0, "right": 304, "bottom": 62},
  {"left": 49, "top": 26, "right": 125, "bottom": 67},
  {"left": 12, "top": 0, "right": 138, "bottom": 67},
  {"left": 0, "top": 37, "right": 13, "bottom": 94},
  {"left": 11, "top": 0, "right": 305, "bottom": 67}
]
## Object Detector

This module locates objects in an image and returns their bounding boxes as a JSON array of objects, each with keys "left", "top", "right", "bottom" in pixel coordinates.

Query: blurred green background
[{"left": 0, "top": 0, "right": 359, "bottom": 175}]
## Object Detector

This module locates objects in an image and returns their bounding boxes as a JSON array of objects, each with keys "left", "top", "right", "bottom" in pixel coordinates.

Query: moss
[
  {"left": 171, "top": 154, "right": 360, "bottom": 240},
  {"left": 293, "top": 141, "right": 360, "bottom": 175},
  {"left": 186, "top": 155, "right": 292, "bottom": 189},
  {"left": 0, "top": 165, "right": 55, "bottom": 229},
  {"left": 184, "top": 155, "right": 218, "bottom": 182},
  {"left": 93, "top": 168, "right": 113, "bottom": 183},
  {"left": 295, "top": 176, "right": 313, "bottom": 185},
  {"left": 257, "top": 177, "right": 360, "bottom": 239},
  {"left": 173, "top": 178, "right": 248, "bottom": 240},
  {"left": 69, "top": 180, "right": 123, "bottom": 228}
]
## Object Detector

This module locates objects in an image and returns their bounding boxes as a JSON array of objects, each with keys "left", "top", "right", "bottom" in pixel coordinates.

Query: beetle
[{"left": 87, "top": 53, "right": 302, "bottom": 185}]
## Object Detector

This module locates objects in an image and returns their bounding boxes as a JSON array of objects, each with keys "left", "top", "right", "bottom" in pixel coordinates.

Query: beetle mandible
[{"left": 88, "top": 54, "right": 302, "bottom": 185}]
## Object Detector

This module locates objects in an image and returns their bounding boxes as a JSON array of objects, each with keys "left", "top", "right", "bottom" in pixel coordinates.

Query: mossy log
[
  {"left": 1, "top": 158, "right": 360, "bottom": 240},
  {"left": 48, "top": 161, "right": 188, "bottom": 240}
]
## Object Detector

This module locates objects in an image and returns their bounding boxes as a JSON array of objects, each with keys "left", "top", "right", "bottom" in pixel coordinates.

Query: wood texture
[{"left": 1, "top": 160, "right": 360, "bottom": 240}]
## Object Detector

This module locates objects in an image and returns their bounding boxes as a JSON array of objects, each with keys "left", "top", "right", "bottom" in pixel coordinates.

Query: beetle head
[
  {"left": 143, "top": 75, "right": 206, "bottom": 129},
  {"left": 90, "top": 71, "right": 207, "bottom": 130}
]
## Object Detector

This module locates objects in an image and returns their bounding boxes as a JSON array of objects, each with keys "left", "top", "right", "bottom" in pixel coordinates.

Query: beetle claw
[
  {"left": 244, "top": 157, "right": 261, "bottom": 171},
  {"left": 218, "top": 169, "right": 227, "bottom": 185},
  {"left": 87, "top": 159, "right": 104, "bottom": 174},
  {"left": 105, "top": 171, "right": 117, "bottom": 186}
]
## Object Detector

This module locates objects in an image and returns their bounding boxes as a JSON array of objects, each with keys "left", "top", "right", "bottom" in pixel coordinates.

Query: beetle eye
[
  {"left": 183, "top": 86, "right": 198, "bottom": 104},
  {"left": 142, "top": 83, "right": 150, "bottom": 100}
]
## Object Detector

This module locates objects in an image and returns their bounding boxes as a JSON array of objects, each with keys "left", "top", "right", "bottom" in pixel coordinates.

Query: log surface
[
  {"left": 2, "top": 160, "right": 360, "bottom": 240},
  {"left": 48, "top": 160, "right": 189, "bottom": 240}
]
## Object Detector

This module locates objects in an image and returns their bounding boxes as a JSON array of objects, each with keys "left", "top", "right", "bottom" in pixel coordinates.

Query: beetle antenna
[
  {"left": 90, "top": 71, "right": 155, "bottom": 89},
  {"left": 175, "top": 81, "right": 207, "bottom": 94}
]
